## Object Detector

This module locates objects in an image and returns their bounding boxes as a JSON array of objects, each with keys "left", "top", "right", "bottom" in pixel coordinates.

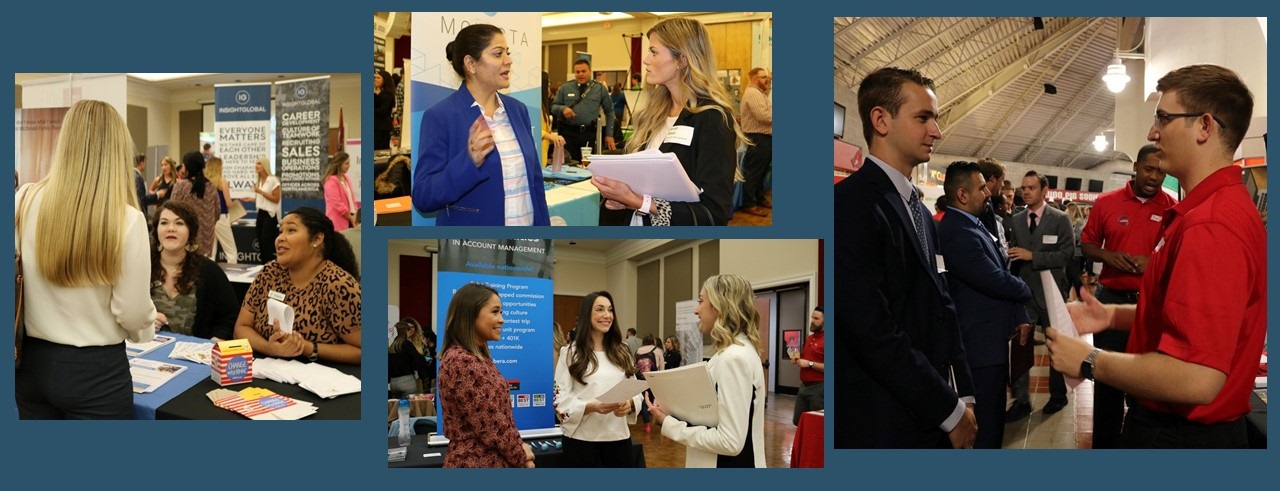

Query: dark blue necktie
[{"left": 908, "top": 190, "right": 929, "bottom": 257}]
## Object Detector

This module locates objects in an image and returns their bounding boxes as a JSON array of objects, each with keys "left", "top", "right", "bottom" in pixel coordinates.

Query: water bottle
[{"left": 397, "top": 398, "right": 412, "bottom": 447}]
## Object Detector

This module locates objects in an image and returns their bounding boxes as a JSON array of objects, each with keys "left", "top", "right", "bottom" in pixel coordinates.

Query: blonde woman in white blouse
[
  {"left": 15, "top": 100, "right": 157, "bottom": 419},
  {"left": 554, "top": 291, "right": 643, "bottom": 467},
  {"left": 646, "top": 274, "right": 766, "bottom": 467}
]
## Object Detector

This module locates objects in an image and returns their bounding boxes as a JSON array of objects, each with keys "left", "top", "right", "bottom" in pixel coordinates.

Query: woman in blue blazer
[
  {"left": 412, "top": 23, "right": 549, "bottom": 226},
  {"left": 591, "top": 18, "right": 747, "bottom": 226}
]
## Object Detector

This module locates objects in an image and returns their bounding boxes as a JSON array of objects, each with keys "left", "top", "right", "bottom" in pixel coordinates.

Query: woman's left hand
[
  {"left": 644, "top": 392, "right": 668, "bottom": 423},
  {"left": 591, "top": 175, "right": 639, "bottom": 210}
]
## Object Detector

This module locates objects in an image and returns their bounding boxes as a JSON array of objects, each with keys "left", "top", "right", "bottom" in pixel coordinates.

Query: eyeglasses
[{"left": 1153, "top": 111, "right": 1227, "bottom": 130}]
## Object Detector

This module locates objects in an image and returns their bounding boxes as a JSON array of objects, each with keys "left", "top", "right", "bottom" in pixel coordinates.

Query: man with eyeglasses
[
  {"left": 1078, "top": 143, "right": 1177, "bottom": 448},
  {"left": 1046, "top": 64, "right": 1266, "bottom": 448}
]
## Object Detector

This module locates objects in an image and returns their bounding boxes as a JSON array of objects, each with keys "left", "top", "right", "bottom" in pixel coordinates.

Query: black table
[
  {"left": 156, "top": 362, "right": 361, "bottom": 420},
  {"left": 388, "top": 435, "right": 644, "bottom": 468},
  {"left": 1246, "top": 390, "right": 1266, "bottom": 449}
]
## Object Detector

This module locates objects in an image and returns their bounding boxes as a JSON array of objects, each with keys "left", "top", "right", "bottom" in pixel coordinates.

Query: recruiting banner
[
  {"left": 275, "top": 76, "right": 330, "bottom": 200},
  {"left": 214, "top": 83, "right": 272, "bottom": 199},
  {"left": 436, "top": 239, "right": 555, "bottom": 432},
  {"left": 410, "top": 12, "right": 542, "bottom": 224}
]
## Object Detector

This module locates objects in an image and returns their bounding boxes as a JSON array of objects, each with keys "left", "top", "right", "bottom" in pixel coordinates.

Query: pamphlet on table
[
  {"left": 207, "top": 387, "right": 317, "bottom": 420},
  {"left": 130, "top": 358, "right": 189, "bottom": 393},
  {"left": 125, "top": 334, "right": 176, "bottom": 357}
]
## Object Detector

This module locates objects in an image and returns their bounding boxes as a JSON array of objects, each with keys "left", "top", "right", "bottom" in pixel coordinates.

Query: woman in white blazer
[
  {"left": 647, "top": 274, "right": 766, "bottom": 467},
  {"left": 553, "top": 291, "right": 643, "bottom": 467}
]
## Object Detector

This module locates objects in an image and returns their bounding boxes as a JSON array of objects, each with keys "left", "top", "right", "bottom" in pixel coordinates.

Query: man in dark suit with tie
[
  {"left": 834, "top": 67, "right": 978, "bottom": 449},
  {"left": 937, "top": 161, "right": 1033, "bottom": 448},
  {"left": 1007, "top": 171, "right": 1076, "bottom": 419}
]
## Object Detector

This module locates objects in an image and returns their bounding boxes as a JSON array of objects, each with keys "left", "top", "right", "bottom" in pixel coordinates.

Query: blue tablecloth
[
  {"left": 132, "top": 333, "right": 212, "bottom": 420},
  {"left": 544, "top": 166, "right": 599, "bottom": 226}
]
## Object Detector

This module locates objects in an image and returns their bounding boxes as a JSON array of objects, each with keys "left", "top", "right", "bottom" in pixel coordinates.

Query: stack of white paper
[
  {"left": 643, "top": 362, "right": 718, "bottom": 427},
  {"left": 586, "top": 150, "right": 700, "bottom": 202},
  {"left": 267, "top": 298, "right": 296, "bottom": 334},
  {"left": 1042, "top": 270, "right": 1083, "bottom": 390},
  {"left": 253, "top": 357, "right": 361, "bottom": 398}
]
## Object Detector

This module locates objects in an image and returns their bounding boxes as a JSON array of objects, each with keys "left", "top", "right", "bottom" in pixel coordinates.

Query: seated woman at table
[
  {"left": 15, "top": 99, "right": 156, "bottom": 420},
  {"left": 233, "top": 207, "right": 361, "bottom": 364},
  {"left": 388, "top": 318, "right": 434, "bottom": 398},
  {"left": 412, "top": 23, "right": 549, "bottom": 226},
  {"left": 646, "top": 274, "right": 766, "bottom": 467},
  {"left": 438, "top": 283, "right": 535, "bottom": 468},
  {"left": 150, "top": 200, "right": 238, "bottom": 340},
  {"left": 591, "top": 18, "right": 747, "bottom": 226},
  {"left": 554, "top": 291, "right": 642, "bottom": 467}
]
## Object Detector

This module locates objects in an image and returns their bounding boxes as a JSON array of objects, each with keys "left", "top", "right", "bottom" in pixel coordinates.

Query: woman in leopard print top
[{"left": 233, "top": 207, "right": 361, "bottom": 364}]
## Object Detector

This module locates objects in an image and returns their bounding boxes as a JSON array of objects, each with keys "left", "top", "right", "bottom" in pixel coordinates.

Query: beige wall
[
  {"left": 542, "top": 13, "right": 771, "bottom": 81},
  {"left": 163, "top": 73, "right": 361, "bottom": 160}
]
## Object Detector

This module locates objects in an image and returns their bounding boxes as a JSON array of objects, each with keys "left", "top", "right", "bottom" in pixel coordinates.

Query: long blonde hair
[
  {"left": 626, "top": 18, "right": 749, "bottom": 154},
  {"left": 701, "top": 274, "right": 762, "bottom": 354},
  {"left": 31, "top": 99, "right": 138, "bottom": 286},
  {"left": 204, "top": 157, "right": 225, "bottom": 189}
]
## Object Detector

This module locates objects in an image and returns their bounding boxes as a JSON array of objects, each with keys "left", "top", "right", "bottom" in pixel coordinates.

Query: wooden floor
[
  {"left": 727, "top": 189, "right": 773, "bottom": 226},
  {"left": 631, "top": 391, "right": 798, "bottom": 468}
]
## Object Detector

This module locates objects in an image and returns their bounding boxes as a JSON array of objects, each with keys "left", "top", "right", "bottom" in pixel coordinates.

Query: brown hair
[
  {"left": 857, "top": 67, "right": 936, "bottom": 144},
  {"left": 1155, "top": 64, "right": 1253, "bottom": 152},
  {"left": 441, "top": 283, "right": 500, "bottom": 359}
]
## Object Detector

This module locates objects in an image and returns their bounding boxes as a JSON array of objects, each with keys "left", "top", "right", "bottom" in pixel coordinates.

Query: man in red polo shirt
[
  {"left": 1079, "top": 143, "right": 1178, "bottom": 448},
  {"left": 792, "top": 306, "right": 825, "bottom": 425},
  {"left": 1047, "top": 64, "right": 1265, "bottom": 448}
]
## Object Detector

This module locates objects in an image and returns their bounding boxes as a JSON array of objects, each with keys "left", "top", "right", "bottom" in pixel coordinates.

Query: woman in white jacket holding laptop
[
  {"left": 646, "top": 274, "right": 766, "bottom": 467},
  {"left": 553, "top": 291, "right": 643, "bottom": 467}
]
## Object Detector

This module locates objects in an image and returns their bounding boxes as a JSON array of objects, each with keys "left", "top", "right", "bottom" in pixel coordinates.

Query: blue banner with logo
[
  {"left": 214, "top": 83, "right": 272, "bottom": 203},
  {"left": 436, "top": 239, "right": 555, "bottom": 432},
  {"left": 274, "top": 76, "right": 330, "bottom": 201}
]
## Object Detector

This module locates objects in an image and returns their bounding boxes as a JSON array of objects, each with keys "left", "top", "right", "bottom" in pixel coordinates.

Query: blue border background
[{"left": 0, "top": 1, "right": 1274, "bottom": 487}]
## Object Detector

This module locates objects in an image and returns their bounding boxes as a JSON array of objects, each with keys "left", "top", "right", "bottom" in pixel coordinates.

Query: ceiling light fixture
[
  {"left": 1092, "top": 134, "right": 1109, "bottom": 152},
  {"left": 1102, "top": 58, "right": 1130, "bottom": 93}
]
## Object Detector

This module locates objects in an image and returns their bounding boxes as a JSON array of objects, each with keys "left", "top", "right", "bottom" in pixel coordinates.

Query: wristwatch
[
  {"left": 1080, "top": 348, "right": 1101, "bottom": 381},
  {"left": 807, "top": 361, "right": 815, "bottom": 368},
  {"left": 308, "top": 342, "right": 319, "bottom": 362}
]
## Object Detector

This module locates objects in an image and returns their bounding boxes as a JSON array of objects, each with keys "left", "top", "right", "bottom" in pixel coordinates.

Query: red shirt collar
[{"left": 1166, "top": 165, "right": 1243, "bottom": 220}]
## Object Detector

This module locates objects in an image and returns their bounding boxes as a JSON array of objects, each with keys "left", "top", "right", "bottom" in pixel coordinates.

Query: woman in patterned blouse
[
  {"left": 232, "top": 207, "right": 361, "bottom": 364},
  {"left": 438, "top": 283, "right": 535, "bottom": 468}
]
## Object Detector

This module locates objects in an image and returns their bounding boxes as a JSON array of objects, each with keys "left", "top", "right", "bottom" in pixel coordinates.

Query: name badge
[
  {"left": 268, "top": 290, "right": 286, "bottom": 302},
  {"left": 1150, "top": 214, "right": 1162, "bottom": 222},
  {"left": 936, "top": 254, "right": 947, "bottom": 273},
  {"left": 1042, "top": 234, "right": 1058, "bottom": 245},
  {"left": 664, "top": 125, "right": 695, "bottom": 146}
]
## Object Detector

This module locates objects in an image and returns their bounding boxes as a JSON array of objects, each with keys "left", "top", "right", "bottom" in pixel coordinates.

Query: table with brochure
[{"left": 128, "top": 332, "right": 361, "bottom": 420}]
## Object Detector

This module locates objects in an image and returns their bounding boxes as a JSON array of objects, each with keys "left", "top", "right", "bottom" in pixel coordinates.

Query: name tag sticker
[
  {"left": 1150, "top": 214, "right": 1162, "bottom": 222},
  {"left": 664, "top": 125, "right": 695, "bottom": 146},
  {"left": 1042, "top": 234, "right": 1058, "bottom": 244},
  {"left": 936, "top": 254, "right": 947, "bottom": 273},
  {"left": 268, "top": 290, "right": 286, "bottom": 302}
]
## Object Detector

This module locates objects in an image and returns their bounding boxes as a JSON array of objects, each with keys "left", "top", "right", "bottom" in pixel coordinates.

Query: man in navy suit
[
  {"left": 937, "top": 161, "right": 1033, "bottom": 448},
  {"left": 834, "top": 67, "right": 978, "bottom": 449}
]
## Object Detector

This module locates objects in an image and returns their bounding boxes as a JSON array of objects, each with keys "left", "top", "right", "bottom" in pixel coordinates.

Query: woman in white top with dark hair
[
  {"left": 15, "top": 99, "right": 157, "bottom": 419},
  {"left": 646, "top": 274, "right": 766, "bottom": 467},
  {"left": 553, "top": 291, "right": 642, "bottom": 467}
]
